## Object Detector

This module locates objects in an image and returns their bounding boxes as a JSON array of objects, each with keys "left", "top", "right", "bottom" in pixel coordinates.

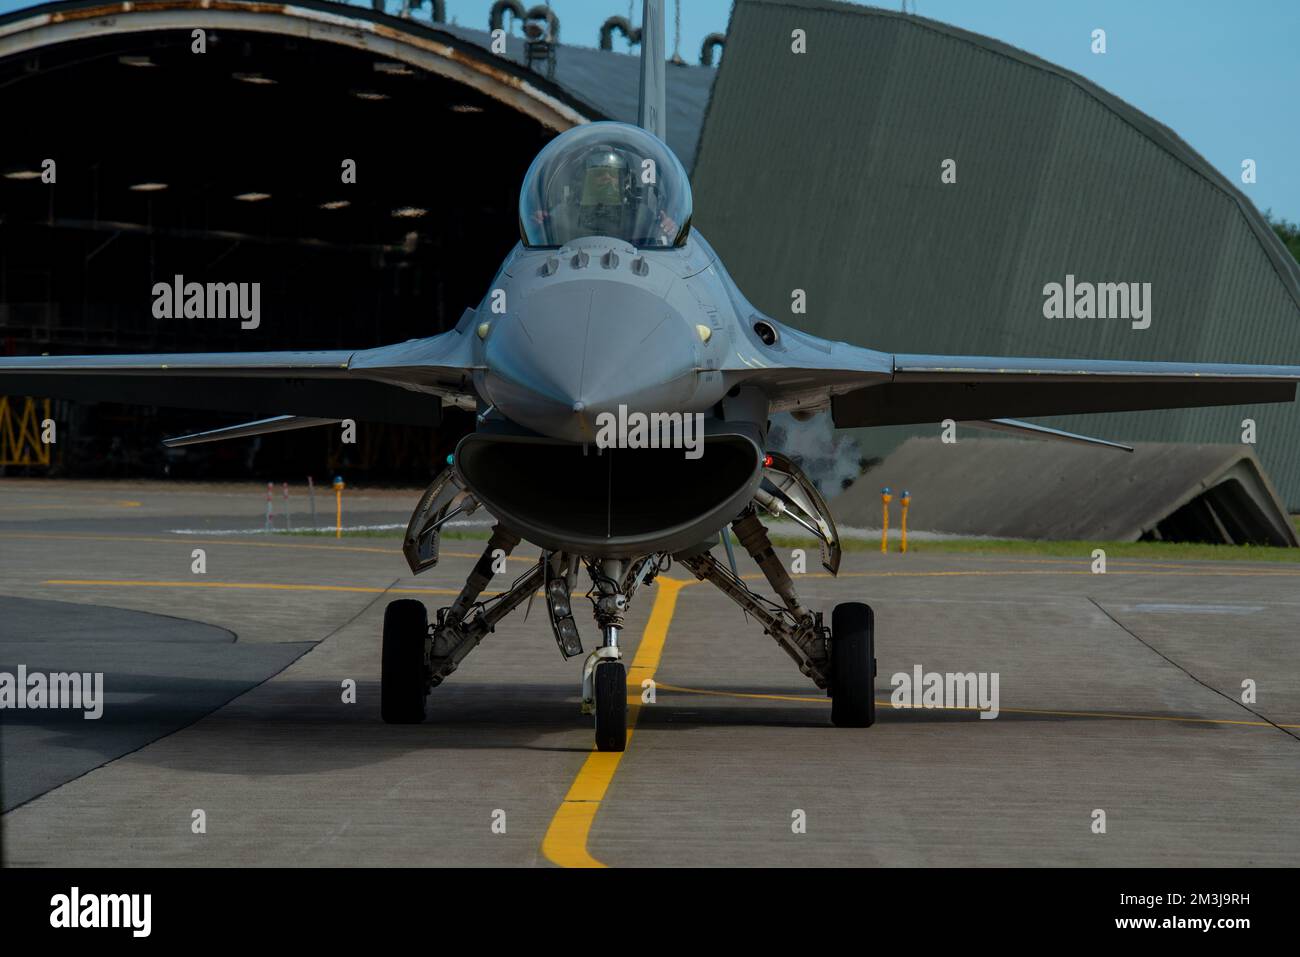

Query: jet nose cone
[{"left": 484, "top": 279, "right": 699, "bottom": 441}]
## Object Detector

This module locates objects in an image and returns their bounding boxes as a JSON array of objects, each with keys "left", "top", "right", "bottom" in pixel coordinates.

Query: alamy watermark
[
  {"left": 594, "top": 404, "right": 705, "bottom": 459},
  {"left": 891, "top": 664, "right": 1000, "bottom": 719},
  {"left": 50, "top": 887, "right": 151, "bottom": 937},
  {"left": 1042, "top": 274, "right": 1151, "bottom": 330},
  {"left": 0, "top": 665, "right": 104, "bottom": 719},
  {"left": 152, "top": 274, "right": 260, "bottom": 329}
]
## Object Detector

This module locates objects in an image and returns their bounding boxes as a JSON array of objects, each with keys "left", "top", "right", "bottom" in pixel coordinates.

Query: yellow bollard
[
  {"left": 900, "top": 490, "right": 911, "bottom": 554},
  {"left": 332, "top": 475, "right": 345, "bottom": 538},
  {"left": 880, "top": 486, "right": 892, "bottom": 553}
]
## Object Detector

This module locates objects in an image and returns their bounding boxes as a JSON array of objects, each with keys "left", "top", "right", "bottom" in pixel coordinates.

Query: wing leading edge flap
[
  {"left": 832, "top": 353, "right": 1300, "bottom": 428},
  {"left": 0, "top": 331, "right": 480, "bottom": 426},
  {"left": 0, "top": 370, "right": 442, "bottom": 427}
]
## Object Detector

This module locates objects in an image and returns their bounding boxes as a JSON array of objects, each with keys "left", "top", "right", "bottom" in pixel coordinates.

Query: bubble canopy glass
[{"left": 519, "top": 122, "right": 693, "bottom": 248}]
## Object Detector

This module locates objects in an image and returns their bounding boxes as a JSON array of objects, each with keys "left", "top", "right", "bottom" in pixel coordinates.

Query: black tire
[
  {"left": 593, "top": 660, "right": 628, "bottom": 752},
  {"left": 830, "top": 602, "right": 876, "bottom": 728},
  {"left": 381, "top": 599, "right": 429, "bottom": 724}
]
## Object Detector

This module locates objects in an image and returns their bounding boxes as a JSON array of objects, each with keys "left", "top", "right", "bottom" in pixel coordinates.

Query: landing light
[
  {"left": 234, "top": 192, "right": 271, "bottom": 202},
  {"left": 129, "top": 182, "right": 168, "bottom": 192}
]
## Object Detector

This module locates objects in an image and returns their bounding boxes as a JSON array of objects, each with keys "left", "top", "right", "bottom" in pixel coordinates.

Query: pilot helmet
[{"left": 579, "top": 146, "right": 630, "bottom": 207}]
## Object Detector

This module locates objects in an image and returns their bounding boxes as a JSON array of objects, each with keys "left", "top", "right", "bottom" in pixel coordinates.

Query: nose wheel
[{"left": 593, "top": 660, "right": 628, "bottom": 752}]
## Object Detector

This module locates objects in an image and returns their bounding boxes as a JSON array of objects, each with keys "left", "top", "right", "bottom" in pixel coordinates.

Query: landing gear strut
[
  {"left": 678, "top": 506, "right": 877, "bottom": 729},
  {"left": 678, "top": 507, "right": 831, "bottom": 688},
  {"left": 379, "top": 523, "right": 543, "bottom": 725},
  {"left": 576, "top": 555, "right": 663, "bottom": 751},
  {"left": 582, "top": 558, "right": 629, "bottom": 752}
]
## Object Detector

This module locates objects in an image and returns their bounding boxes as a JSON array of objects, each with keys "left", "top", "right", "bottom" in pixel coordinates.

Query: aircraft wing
[
  {"left": 833, "top": 353, "right": 1300, "bottom": 427},
  {"left": 720, "top": 323, "right": 896, "bottom": 413},
  {"left": 0, "top": 328, "right": 480, "bottom": 427},
  {"left": 721, "top": 324, "right": 1300, "bottom": 424}
]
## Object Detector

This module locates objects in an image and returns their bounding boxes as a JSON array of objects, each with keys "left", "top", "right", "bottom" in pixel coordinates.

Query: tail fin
[{"left": 637, "top": 0, "right": 666, "bottom": 139}]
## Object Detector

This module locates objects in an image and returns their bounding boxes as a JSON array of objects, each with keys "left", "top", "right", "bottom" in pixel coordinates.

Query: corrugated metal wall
[{"left": 692, "top": 0, "right": 1300, "bottom": 505}]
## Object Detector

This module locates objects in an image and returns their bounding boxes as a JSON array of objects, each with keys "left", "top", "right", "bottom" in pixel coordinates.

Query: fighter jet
[{"left": 4, "top": 1, "right": 1300, "bottom": 751}]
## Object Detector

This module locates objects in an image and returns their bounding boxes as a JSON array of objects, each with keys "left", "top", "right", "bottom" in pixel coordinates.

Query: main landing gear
[
  {"left": 829, "top": 602, "right": 876, "bottom": 728},
  {"left": 677, "top": 506, "right": 877, "bottom": 728},
  {"left": 382, "top": 461, "right": 876, "bottom": 748}
]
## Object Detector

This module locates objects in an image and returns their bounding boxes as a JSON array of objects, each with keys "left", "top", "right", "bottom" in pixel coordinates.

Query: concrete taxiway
[{"left": 1, "top": 479, "right": 1298, "bottom": 866}]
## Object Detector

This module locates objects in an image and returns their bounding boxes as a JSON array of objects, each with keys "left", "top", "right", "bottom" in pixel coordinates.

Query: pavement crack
[
  {"left": 1088, "top": 596, "right": 1299, "bottom": 742},
  {"left": 318, "top": 577, "right": 401, "bottom": 643}
]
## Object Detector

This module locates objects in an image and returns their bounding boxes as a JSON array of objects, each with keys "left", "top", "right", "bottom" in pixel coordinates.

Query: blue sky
[{"left": 2, "top": 0, "right": 1294, "bottom": 219}]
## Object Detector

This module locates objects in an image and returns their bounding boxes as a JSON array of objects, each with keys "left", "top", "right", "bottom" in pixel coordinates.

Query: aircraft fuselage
[{"left": 472, "top": 231, "right": 760, "bottom": 445}]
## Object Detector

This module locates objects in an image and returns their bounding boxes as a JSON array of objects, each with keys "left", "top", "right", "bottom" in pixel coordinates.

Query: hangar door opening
[{"left": 0, "top": 22, "right": 562, "bottom": 478}]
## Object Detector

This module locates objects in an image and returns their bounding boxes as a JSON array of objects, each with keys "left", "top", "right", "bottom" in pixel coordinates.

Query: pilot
[
  {"left": 527, "top": 142, "right": 682, "bottom": 245},
  {"left": 576, "top": 146, "right": 631, "bottom": 237}
]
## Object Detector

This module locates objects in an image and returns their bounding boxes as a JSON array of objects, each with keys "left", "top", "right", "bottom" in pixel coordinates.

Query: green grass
[
  {"left": 280, "top": 527, "right": 484, "bottom": 540},
  {"left": 768, "top": 533, "right": 1300, "bottom": 563}
]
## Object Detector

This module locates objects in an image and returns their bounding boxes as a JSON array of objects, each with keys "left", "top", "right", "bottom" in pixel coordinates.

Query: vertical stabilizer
[{"left": 637, "top": 0, "right": 667, "bottom": 140}]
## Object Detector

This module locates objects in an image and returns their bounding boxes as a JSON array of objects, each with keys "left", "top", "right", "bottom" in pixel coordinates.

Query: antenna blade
[{"left": 638, "top": 0, "right": 667, "bottom": 139}]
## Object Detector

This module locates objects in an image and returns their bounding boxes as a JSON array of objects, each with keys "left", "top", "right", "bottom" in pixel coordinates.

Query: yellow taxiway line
[
  {"left": 540, "top": 577, "right": 690, "bottom": 868},
  {"left": 42, "top": 579, "right": 480, "bottom": 597},
  {"left": 0, "top": 500, "right": 142, "bottom": 510},
  {"left": 0, "top": 530, "right": 533, "bottom": 562},
  {"left": 653, "top": 682, "right": 1300, "bottom": 730}
]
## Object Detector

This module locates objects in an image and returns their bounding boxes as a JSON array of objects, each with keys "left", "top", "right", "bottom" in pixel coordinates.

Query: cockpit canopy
[{"left": 519, "top": 122, "right": 693, "bottom": 249}]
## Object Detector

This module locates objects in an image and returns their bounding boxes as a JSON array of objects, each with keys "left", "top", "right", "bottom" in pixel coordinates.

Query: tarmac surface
[{"left": 1, "top": 478, "right": 1298, "bottom": 866}]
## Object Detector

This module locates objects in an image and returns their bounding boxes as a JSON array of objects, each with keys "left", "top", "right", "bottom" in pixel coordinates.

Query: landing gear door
[
  {"left": 762, "top": 451, "right": 842, "bottom": 576},
  {"left": 403, "top": 465, "right": 479, "bottom": 576},
  {"left": 545, "top": 552, "right": 584, "bottom": 659}
]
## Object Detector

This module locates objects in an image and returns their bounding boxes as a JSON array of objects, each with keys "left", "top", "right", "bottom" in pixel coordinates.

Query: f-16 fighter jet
[{"left": 5, "top": 1, "right": 1300, "bottom": 751}]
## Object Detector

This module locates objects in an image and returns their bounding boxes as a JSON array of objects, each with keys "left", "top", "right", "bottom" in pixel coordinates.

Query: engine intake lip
[{"left": 455, "top": 428, "right": 763, "bottom": 558}]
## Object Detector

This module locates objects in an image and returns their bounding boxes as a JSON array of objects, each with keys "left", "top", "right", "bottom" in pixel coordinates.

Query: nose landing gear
[
  {"left": 579, "top": 555, "right": 663, "bottom": 752},
  {"left": 583, "top": 558, "right": 629, "bottom": 752}
]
